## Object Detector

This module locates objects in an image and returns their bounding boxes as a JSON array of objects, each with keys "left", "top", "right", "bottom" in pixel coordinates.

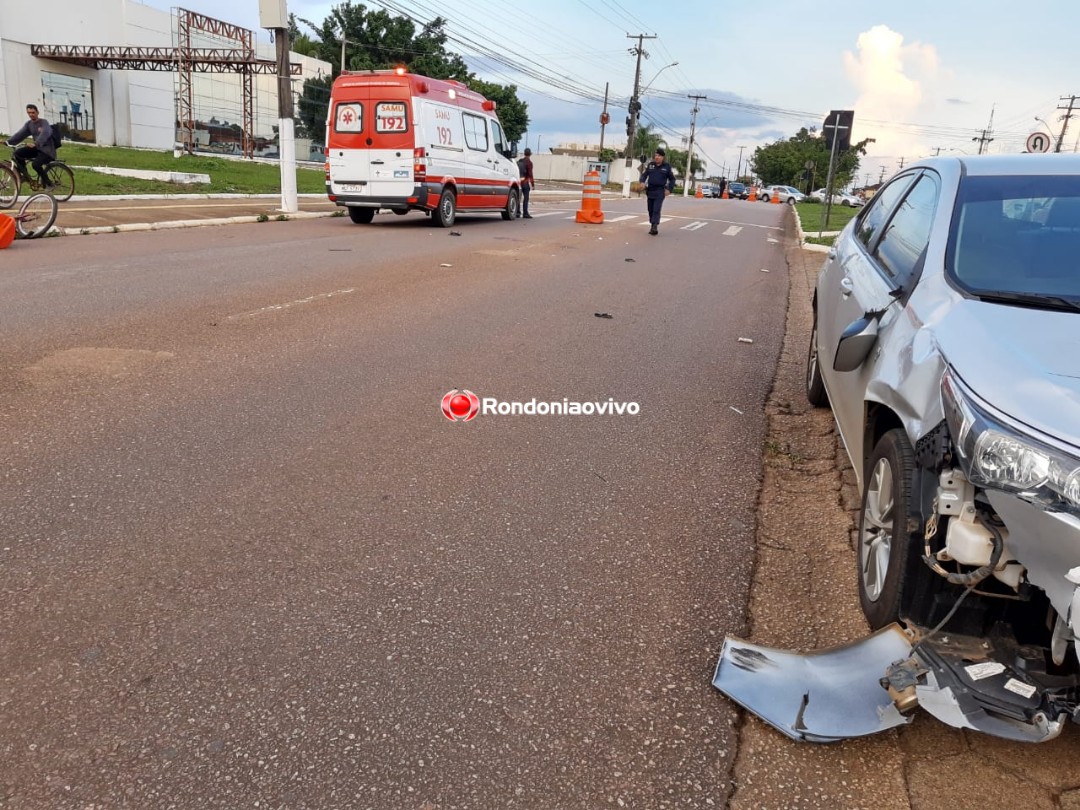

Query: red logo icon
[{"left": 441, "top": 389, "right": 480, "bottom": 422}]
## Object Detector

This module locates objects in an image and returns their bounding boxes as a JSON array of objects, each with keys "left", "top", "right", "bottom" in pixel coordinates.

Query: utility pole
[
  {"left": 879, "top": 165, "right": 887, "bottom": 182},
  {"left": 622, "top": 33, "right": 656, "bottom": 199},
  {"left": 972, "top": 106, "right": 995, "bottom": 155},
  {"left": 735, "top": 145, "right": 746, "bottom": 181},
  {"left": 932, "top": 147, "right": 943, "bottom": 156},
  {"left": 598, "top": 82, "right": 610, "bottom": 157},
  {"left": 1055, "top": 95, "right": 1077, "bottom": 152},
  {"left": 339, "top": 36, "right": 355, "bottom": 74},
  {"left": 897, "top": 156, "right": 906, "bottom": 169},
  {"left": 683, "top": 94, "right": 706, "bottom": 197},
  {"left": 261, "top": 0, "right": 297, "bottom": 213}
]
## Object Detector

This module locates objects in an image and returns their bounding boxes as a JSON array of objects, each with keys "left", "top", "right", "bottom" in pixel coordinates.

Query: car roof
[{"left": 910, "top": 153, "right": 1080, "bottom": 177}]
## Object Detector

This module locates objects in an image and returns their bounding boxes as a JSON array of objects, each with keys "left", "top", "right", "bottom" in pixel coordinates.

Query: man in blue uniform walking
[{"left": 639, "top": 147, "right": 676, "bottom": 235}]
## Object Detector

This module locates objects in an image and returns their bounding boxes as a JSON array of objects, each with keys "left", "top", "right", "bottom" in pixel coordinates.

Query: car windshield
[{"left": 948, "top": 175, "right": 1080, "bottom": 301}]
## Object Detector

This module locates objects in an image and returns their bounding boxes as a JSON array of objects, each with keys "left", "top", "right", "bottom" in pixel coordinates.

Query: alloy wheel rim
[
  {"left": 860, "top": 457, "right": 895, "bottom": 601},
  {"left": 807, "top": 326, "right": 819, "bottom": 389}
]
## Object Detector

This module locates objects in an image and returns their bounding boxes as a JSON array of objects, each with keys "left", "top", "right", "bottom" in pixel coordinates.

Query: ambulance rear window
[
  {"left": 375, "top": 102, "right": 408, "bottom": 133},
  {"left": 334, "top": 103, "right": 363, "bottom": 133}
]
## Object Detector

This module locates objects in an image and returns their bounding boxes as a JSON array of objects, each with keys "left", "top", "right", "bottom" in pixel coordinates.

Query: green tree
[
  {"left": 292, "top": 3, "right": 528, "bottom": 147},
  {"left": 751, "top": 127, "right": 873, "bottom": 191},
  {"left": 470, "top": 79, "right": 529, "bottom": 144}
]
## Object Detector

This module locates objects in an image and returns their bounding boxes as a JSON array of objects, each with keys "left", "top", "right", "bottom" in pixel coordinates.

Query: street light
[
  {"left": 640, "top": 62, "right": 678, "bottom": 96},
  {"left": 1035, "top": 116, "right": 1054, "bottom": 137}
]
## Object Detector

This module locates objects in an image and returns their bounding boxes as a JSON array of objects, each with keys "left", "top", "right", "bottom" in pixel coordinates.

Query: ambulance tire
[
  {"left": 436, "top": 188, "right": 457, "bottom": 228},
  {"left": 501, "top": 188, "right": 520, "bottom": 221},
  {"left": 348, "top": 207, "right": 375, "bottom": 224}
]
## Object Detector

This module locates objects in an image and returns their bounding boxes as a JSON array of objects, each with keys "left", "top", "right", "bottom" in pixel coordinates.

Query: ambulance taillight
[{"left": 413, "top": 147, "right": 427, "bottom": 182}]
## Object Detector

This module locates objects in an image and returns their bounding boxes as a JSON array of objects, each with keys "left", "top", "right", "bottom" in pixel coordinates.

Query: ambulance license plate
[{"left": 339, "top": 183, "right": 366, "bottom": 192}]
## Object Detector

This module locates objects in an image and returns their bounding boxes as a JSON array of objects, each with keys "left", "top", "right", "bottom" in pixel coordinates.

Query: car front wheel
[{"left": 857, "top": 429, "right": 919, "bottom": 629}]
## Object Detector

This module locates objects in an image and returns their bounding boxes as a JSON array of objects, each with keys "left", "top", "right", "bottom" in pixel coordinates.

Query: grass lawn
[
  {"left": 2, "top": 139, "right": 326, "bottom": 195},
  {"left": 795, "top": 201, "right": 860, "bottom": 233}
]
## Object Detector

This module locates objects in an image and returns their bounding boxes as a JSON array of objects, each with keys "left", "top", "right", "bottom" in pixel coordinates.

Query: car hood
[{"left": 936, "top": 299, "right": 1080, "bottom": 442}]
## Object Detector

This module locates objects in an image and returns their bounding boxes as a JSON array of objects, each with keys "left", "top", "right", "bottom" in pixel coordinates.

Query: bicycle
[
  {"left": 11, "top": 192, "right": 59, "bottom": 239},
  {"left": 1, "top": 144, "right": 75, "bottom": 204}
]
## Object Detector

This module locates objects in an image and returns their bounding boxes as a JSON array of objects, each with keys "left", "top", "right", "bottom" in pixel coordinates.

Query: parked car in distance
[
  {"left": 762, "top": 185, "right": 805, "bottom": 204},
  {"left": 803, "top": 153, "right": 1080, "bottom": 742},
  {"left": 809, "top": 187, "right": 864, "bottom": 206},
  {"left": 698, "top": 183, "right": 716, "bottom": 197},
  {"left": 726, "top": 181, "right": 748, "bottom": 200}
]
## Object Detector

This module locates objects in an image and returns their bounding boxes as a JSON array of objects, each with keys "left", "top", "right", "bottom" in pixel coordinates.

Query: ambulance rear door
[{"left": 328, "top": 82, "right": 415, "bottom": 199}]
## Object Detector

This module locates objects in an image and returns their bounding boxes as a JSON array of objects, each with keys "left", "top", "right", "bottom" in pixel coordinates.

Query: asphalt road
[{"left": 0, "top": 197, "right": 790, "bottom": 808}]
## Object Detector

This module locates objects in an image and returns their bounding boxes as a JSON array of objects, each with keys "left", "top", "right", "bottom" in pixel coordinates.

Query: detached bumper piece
[
  {"left": 907, "top": 632, "right": 1068, "bottom": 743},
  {"left": 712, "top": 625, "right": 914, "bottom": 742},
  {"left": 713, "top": 623, "right": 1075, "bottom": 743}
]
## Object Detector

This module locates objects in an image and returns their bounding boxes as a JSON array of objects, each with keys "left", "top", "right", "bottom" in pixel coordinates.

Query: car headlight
[{"left": 942, "top": 368, "right": 1080, "bottom": 512}]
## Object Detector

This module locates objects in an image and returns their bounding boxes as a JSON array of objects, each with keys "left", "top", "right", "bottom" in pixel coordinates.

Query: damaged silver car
[{"left": 716, "top": 154, "right": 1080, "bottom": 743}]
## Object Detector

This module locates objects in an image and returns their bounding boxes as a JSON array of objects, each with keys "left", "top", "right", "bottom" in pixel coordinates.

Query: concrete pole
[
  {"left": 683, "top": 95, "right": 705, "bottom": 197},
  {"left": 276, "top": 27, "right": 298, "bottom": 214},
  {"left": 622, "top": 34, "right": 655, "bottom": 199}
]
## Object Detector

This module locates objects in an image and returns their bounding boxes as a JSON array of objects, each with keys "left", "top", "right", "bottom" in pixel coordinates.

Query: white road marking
[
  {"left": 607, "top": 215, "right": 638, "bottom": 222},
  {"left": 681, "top": 221, "right": 709, "bottom": 231},
  {"left": 229, "top": 288, "right": 357, "bottom": 320},
  {"left": 639, "top": 217, "right": 672, "bottom": 225},
  {"left": 526, "top": 211, "right": 564, "bottom": 217},
  {"left": 723, "top": 225, "right": 743, "bottom": 236}
]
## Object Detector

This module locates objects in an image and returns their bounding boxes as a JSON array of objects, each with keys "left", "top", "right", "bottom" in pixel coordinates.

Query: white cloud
[{"left": 843, "top": 25, "right": 940, "bottom": 160}]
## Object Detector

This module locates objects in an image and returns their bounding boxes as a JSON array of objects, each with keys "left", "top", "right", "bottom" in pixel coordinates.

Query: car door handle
[
  {"left": 370, "top": 160, "right": 385, "bottom": 165},
  {"left": 840, "top": 277, "right": 854, "bottom": 297}
]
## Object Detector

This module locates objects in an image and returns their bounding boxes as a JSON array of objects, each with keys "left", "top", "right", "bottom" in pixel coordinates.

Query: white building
[{"left": 0, "top": 0, "right": 330, "bottom": 151}]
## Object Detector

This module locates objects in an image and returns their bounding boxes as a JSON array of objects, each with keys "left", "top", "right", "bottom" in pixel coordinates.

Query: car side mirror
[{"left": 833, "top": 314, "right": 880, "bottom": 372}]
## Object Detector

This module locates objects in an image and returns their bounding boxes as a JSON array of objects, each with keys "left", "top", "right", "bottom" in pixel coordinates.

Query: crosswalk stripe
[
  {"left": 723, "top": 225, "right": 742, "bottom": 236},
  {"left": 607, "top": 215, "right": 638, "bottom": 222},
  {"left": 639, "top": 217, "right": 672, "bottom": 226},
  {"left": 681, "top": 221, "right": 708, "bottom": 231},
  {"left": 527, "top": 211, "right": 563, "bottom": 217}
]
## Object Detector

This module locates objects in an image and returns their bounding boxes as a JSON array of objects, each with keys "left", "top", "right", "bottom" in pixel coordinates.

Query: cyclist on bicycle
[{"left": 5, "top": 104, "right": 56, "bottom": 190}]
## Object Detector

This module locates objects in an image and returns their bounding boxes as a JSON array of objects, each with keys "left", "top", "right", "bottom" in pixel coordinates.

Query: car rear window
[{"left": 948, "top": 175, "right": 1080, "bottom": 298}]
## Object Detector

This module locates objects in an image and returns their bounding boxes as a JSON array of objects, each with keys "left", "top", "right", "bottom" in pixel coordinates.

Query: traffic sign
[{"left": 1027, "top": 131, "right": 1051, "bottom": 153}]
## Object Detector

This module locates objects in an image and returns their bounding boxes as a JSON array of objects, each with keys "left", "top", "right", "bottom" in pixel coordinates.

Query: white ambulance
[{"left": 325, "top": 69, "right": 523, "bottom": 227}]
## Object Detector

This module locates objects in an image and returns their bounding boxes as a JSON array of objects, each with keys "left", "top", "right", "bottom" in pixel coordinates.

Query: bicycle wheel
[
  {"left": 15, "top": 193, "right": 58, "bottom": 239},
  {"left": 44, "top": 162, "right": 75, "bottom": 202},
  {"left": 0, "top": 164, "right": 18, "bottom": 208}
]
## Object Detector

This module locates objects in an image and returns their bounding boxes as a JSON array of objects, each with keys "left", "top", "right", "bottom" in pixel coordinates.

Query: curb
[
  {"left": 56, "top": 209, "right": 338, "bottom": 236},
  {"left": 64, "top": 192, "right": 330, "bottom": 202}
]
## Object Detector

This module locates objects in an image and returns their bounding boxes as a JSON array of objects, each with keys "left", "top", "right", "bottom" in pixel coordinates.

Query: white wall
[
  {"left": 0, "top": 0, "right": 330, "bottom": 149},
  {"left": 531, "top": 154, "right": 644, "bottom": 186}
]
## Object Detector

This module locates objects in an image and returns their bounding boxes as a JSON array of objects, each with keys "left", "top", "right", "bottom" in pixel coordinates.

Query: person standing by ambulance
[
  {"left": 517, "top": 148, "right": 535, "bottom": 219},
  {"left": 639, "top": 147, "right": 676, "bottom": 235}
]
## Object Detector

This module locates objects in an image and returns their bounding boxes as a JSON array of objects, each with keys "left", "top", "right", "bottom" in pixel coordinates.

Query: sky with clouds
[{"left": 141, "top": 0, "right": 1080, "bottom": 183}]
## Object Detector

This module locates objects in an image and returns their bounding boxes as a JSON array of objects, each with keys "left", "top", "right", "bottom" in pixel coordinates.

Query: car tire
[
  {"left": 436, "top": 188, "right": 456, "bottom": 228},
  {"left": 501, "top": 187, "right": 520, "bottom": 221},
  {"left": 806, "top": 320, "right": 829, "bottom": 407},
  {"left": 857, "top": 429, "right": 919, "bottom": 630},
  {"left": 348, "top": 207, "right": 375, "bottom": 224}
]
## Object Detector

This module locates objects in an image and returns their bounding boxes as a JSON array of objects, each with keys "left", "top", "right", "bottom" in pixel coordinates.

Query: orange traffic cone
[
  {"left": 748, "top": 186, "right": 757, "bottom": 202},
  {"left": 575, "top": 170, "right": 604, "bottom": 224},
  {"left": 695, "top": 186, "right": 703, "bottom": 199},
  {"left": 771, "top": 190, "right": 781, "bottom": 204},
  {"left": 721, "top": 187, "right": 729, "bottom": 199}
]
